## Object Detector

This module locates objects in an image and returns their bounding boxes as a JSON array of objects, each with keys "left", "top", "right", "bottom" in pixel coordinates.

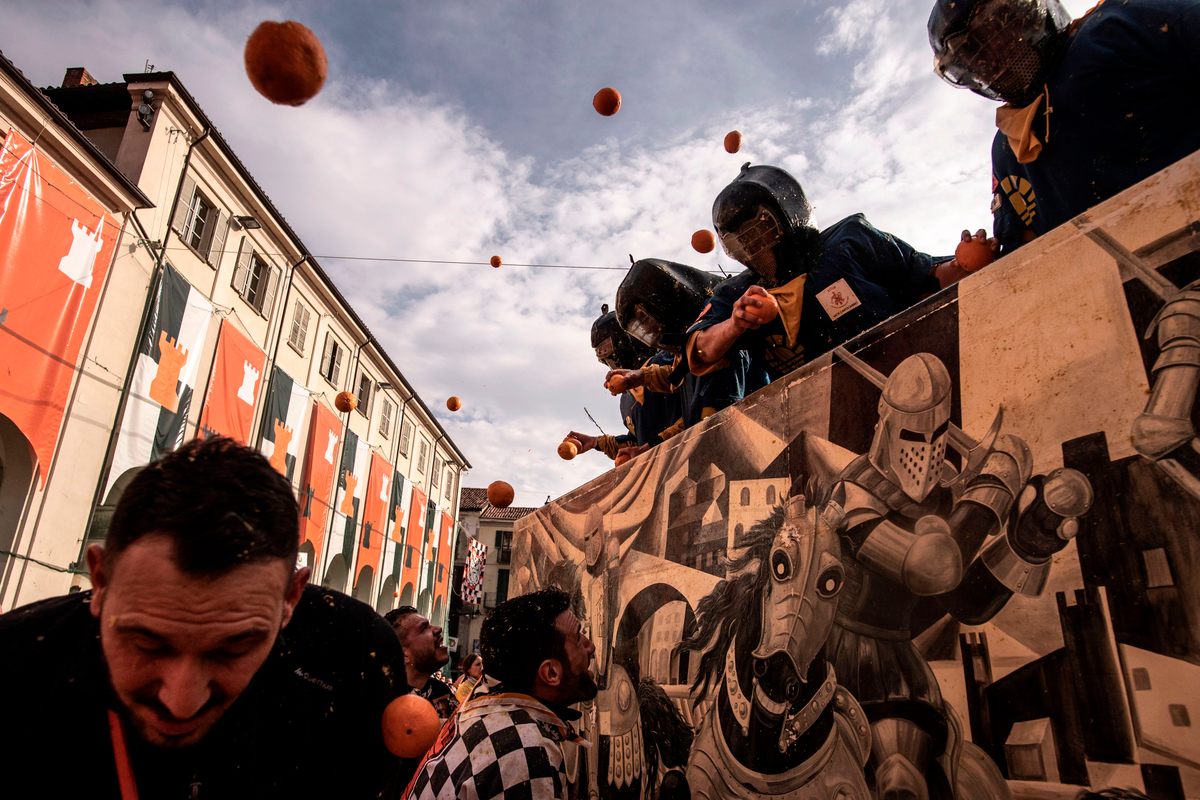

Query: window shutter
[
  {"left": 288, "top": 302, "right": 303, "bottom": 349},
  {"left": 332, "top": 342, "right": 344, "bottom": 385},
  {"left": 259, "top": 265, "right": 279, "bottom": 317},
  {"left": 399, "top": 421, "right": 412, "bottom": 455},
  {"left": 320, "top": 335, "right": 334, "bottom": 378},
  {"left": 171, "top": 175, "right": 196, "bottom": 235},
  {"left": 204, "top": 210, "right": 230, "bottom": 267},
  {"left": 297, "top": 304, "right": 310, "bottom": 343},
  {"left": 232, "top": 239, "right": 252, "bottom": 296}
]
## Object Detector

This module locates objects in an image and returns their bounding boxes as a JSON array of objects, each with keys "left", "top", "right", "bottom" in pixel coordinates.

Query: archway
[
  {"left": 614, "top": 582, "right": 696, "bottom": 684},
  {"left": 352, "top": 565, "right": 374, "bottom": 604},
  {"left": 399, "top": 582, "right": 415, "bottom": 607},
  {"left": 298, "top": 541, "right": 315, "bottom": 574},
  {"left": 417, "top": 588, "right": 432, "bottom": 617},
  {"left": 376, "top": 574, "right": 397, "bottom": 613},
  {"left": 433, "top": 597, "right": 445, "bottom": 629},
  {"left": 0, "top": 415, "right": 36, "bottom": 584},
  {"left": 323, "top": 554, "right": 349, "bottom": 594}
]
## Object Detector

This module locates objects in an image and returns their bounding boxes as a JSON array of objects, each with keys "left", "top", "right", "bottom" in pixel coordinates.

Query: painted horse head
[{"left": 751, "top": 487, "right": 845, "bottom": 686}]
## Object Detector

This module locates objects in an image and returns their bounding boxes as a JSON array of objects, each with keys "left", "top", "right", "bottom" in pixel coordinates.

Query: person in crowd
[
  {"left": 386, "top": 606, "right": 458, "bottom": 722},
  {"left": 0, "top": 437, "right": 409, "bottom": 798},
  {"left": 687, "top": 163, "right": 967, "bottom": 387},
  {"left": 406, "top": 588, "right": 596, "bottom": 800},
  {"left": 606, "top": 257, "right": 762, "bottom": 432},
  {"left": 929, "top": 0, "right": 1200, "bottom": 254},
  {"left": 453, "top": 652, "right": 486, "bottom": 704}
]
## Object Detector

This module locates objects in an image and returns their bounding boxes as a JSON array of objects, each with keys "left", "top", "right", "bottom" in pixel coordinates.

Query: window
[
  {"left": 232, "top": 242, "right": 278, "bottom": 317},
  {"left": 379, "top": 398, "right": 394, "bottom": 438},
  {"left": 444, "top": 467, "right": 454, "bottom": 500},
  {"left": 766, "top": 485, "right": 777, "bottom": 505},
  {"left": 171, "top": 175, "right": 229, "bottom": 267},
  {"left": 399, "top": 420, "right": 412, "bottom": 455},
  {"left": 1169, "top": 704, "right": 1191, "bottom": 727},
  {"left": 495, "top": 569, "right": 510, "bottom": 604},
  {"left": 740, "top": 487, "right": 751, "bottom": 506},
  {"left": 417, "top": 437, "right": 429, "bottom": 475},
  {"left": 1132, "top": 668, "right": 1152, "bottom": 691},
  {"left": 287, "top": 301, "right": 311, "bottom": 354},
  {"left": 495, "top": 530, "right": 512, "bottom": 565},
  {"left": 1142, "top": 548, "right": 1175, "bottom": 588},
  {"left": 431, "top": 456, "right": 441, "bottom": 490},
  {"left": 319, "top": 333, "right": 344, "bottom": 385},
  {"left": 356, "top": 373, "right": 373, "bottom": 418}
]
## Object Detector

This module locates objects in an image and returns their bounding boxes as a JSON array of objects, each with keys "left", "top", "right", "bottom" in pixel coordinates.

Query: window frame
[
  {"left": 319, "top": 332, "right": 345, "bottom": 386},
  {"left": 356, "top": 372, "right": 373, "bottom": 418},
  {"left": 379, "top": 397, "right": 394, "bottom": 438},
  {"left": 287, "top": 300, "right": 311, "bottom": 355},
  {"left": 417, "top": 436, "right": 430, "bottom": 475},
  {"left": 171, "top": 174, "right": 229, "bottom": 268},
  {"left": 399, "top": 419, "right": 412, "bottom": 456}
]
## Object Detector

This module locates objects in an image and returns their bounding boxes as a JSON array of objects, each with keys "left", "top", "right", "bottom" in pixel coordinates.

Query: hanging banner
[
  {"left": 461, "top": 538, "right": 487, "bottom": 605},
  {"left": 327, "top": 429, "right": 369, "bottom": 579},
  {"left": 105, "top": 264, "right": 212, "bottom": 497},
  {"left": 298, "top": 400, "right": 340, "bottom": 572},
  {"left": 433, "top": 510, "right": 454, "bottom": 613},
  {"left": 198, "top": 320, "right": 265, "bottom": 443},
  {"left": 0, "top": 128, "right": 122, "bottom": 483},
  {"left": 400, "top": 484, "right": 428, "bottom": 601},
  {"left": 384, "top": 471, "right": 409, "bottom": 583},
  {"left": 355, "top": 451, "right": 393, "bottom": 592},
  {"left": 258, "top": 365, "right": 310, "bottom": 479}
]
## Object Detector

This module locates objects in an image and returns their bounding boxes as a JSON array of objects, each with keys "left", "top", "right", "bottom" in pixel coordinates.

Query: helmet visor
[
  {"left": 719, "top": 207, "right": 784, "bottom": 270},
  {"left": 932, "top": 0, "right": 1057, "bottom": 103},
  {"left": 625, "top": 304, "right": 665, "bottom": 350}
]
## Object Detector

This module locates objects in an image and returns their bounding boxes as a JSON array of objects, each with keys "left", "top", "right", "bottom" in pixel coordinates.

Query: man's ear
[
  {"left": 537, "top": 657, "right": 563, "bottom": 689},
  {"left": 85, "top": 544, "right": 108, "bottom": 619},
  {"left": 281, "top": 566, "right": 310, "bottom": 628}
]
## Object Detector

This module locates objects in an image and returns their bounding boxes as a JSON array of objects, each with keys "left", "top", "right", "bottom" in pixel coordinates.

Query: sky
[{"left": 4, "top": 0, "right": 1095, "bottom": 505}]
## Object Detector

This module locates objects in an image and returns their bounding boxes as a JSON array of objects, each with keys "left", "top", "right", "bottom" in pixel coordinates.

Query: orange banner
[
  {"left": 198, "top": 320, "right": 265, "bottom": 443},
  {"left": 0, "top": 128, "right": 121, "bottom": 483},
  {"left": 298, "top": 401, "right": 341, "bottom": 572},
  {"left": 400, "top": 485, "right": 428, "bottom": 601},
  {"left": 433, "top": 511, "right": 454, "bottom": 613},
  {"left": 355, "top": 451, "right": 393, "bottom": 589}
]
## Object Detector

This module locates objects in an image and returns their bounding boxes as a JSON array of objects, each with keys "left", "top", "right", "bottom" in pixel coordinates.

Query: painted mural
[{"left": 512, "top": 152, "right": 1200, "bottom": 799}]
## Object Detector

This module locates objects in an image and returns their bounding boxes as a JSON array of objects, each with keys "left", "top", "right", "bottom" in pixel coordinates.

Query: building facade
[{"left": 0, "top": 56, "right": 467, "bottom": 629}]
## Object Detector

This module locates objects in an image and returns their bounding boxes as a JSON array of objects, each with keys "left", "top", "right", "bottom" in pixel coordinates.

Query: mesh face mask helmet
[
  {"left": 591, "top": 306, "right": 653, "bottom": 370},
  {"left": 929, "top": 0, "right": 1072, "bottom": 105},
  {"left": 615, "top": 259, "right": 722, "bottom": 354},
  {"left": 712, "top": 163, "right": 820, "bottom": 286},
  {"left": 868, "top": 354, "right": 953, "bottom": 503}
]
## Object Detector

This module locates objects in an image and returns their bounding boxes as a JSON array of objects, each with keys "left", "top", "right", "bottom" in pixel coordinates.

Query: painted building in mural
[
  {"left": 513, "top": 153, "right": 1200, "bottom": 799},
  {"left": 0, "top": 55, "right": 468, "bottom": 626},
  {"left": 447, "top": 486, "right": 540, "bottom": 672}
]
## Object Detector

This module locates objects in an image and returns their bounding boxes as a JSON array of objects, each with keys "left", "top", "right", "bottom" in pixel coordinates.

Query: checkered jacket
[{"left": 406, "top": 692, "right": 587, "bottom": 800}]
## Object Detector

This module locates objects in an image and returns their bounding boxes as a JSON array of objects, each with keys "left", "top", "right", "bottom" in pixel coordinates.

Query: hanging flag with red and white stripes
[{"left": 461, "top": 538, "right": 487, "bottom": 605}]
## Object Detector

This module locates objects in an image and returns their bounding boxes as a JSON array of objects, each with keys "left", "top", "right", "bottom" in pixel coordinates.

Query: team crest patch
[{"left": 816, "top": 278, "right": 861, "bottom": 321}]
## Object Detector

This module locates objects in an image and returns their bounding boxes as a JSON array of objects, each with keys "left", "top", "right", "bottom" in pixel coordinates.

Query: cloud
[{"left": 3, "top": 0, "right": 1091, "bottom": 504}]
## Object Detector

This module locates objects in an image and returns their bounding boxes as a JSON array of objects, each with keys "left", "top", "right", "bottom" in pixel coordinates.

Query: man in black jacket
[{"left": 0, "top": 437, "right": 409, "bottom": 798}]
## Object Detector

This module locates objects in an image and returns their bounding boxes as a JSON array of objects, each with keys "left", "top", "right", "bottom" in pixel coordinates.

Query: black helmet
[
  {"left": 929, "top": 0, "right": 1072, "bottom": 105},
  {"left": 712, "top": 163, "right": 821, "bottom": 286},
  {"left": 615, "top": 259, "right": 721, "bottom": 354},
  {"left": 591, "top": 305, "right": 653, "bottom": 370}
]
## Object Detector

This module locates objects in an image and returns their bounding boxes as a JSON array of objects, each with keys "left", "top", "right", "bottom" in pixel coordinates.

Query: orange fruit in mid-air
[
  {"left": 446, "top": 396, "right": 462, "bottom": 412},
  {"left": 490, "top": 255, "right": 502, "bottom": 269},
  {"left": 723, "top": 130, "right": 743, "bottom": 154},
  {"left": 558, "top": 440, "right": 579, "bottom": 460},
  {"left": 954, "top": 238, "right": 996, "bottom": 271},
  {"left": 593, "top": 87, "right": 622, "bottom": 116},
  {"left": 244, "top": 20, "right": 328, "bottom": 106},
  {"left": 334, "top": 391, "right": 357, "bottom": 413},
  {"left": 487, "top": 480, "right": 515, "bottom": 509},
  {"left": 381, "top": 694, "right": 442, "bottom": 758},
  {"left": 691, "top": 229, "right": 716, "bottom": 254}
]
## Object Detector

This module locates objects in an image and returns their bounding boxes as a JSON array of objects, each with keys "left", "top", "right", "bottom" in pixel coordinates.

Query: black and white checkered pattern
[{"left": 407, "top": 694, "right": 581, "bottom": 800}]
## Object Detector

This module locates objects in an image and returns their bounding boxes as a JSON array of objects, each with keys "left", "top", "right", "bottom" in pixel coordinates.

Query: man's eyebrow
[
  {"left": 215, "top": 629, "right": 271, "bottom": 647},
  {"left": 114, "top": 623, "right": 168, "bottom": 640}
]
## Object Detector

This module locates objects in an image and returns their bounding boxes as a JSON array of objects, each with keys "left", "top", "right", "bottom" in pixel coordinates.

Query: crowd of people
[{"left": 1, "top": 0, "right": 1197, "bottom": 797}]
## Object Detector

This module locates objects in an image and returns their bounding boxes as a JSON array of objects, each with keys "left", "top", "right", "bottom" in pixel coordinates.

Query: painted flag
[
  {"left": 383, "top": 470, "right": 409, "bottom": 583},
  {"left": 106, "top": 264, "right": 213, "bottom": 496},
  {"left": 327, "top": 428, "right": 369, "bottom": 577},
  {"left": 433, "top": 511, "right": 454, "bottom": 612},
  {"left": 259, "top": 365, "right": 310, "bottom": 479},
  {"left": 298, "top": 400, "right": 340, "bottom": 572},
  {"left": 0, "top": 127, "right": 122, "bottom": 483},
  {"left": 198, "top": 320, "right": 265, "bottom": 443},
  {"left": 355, "top": 451, "right": 393, "bottom": 593},
  {"left": 461, "top": 538, "right": 488, "bottom": 605}
]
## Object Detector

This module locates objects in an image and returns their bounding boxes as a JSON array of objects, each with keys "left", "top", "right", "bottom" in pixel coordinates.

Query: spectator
[
  {"left": 929, "top": 0, "right": 1200, "bottom": 254},
  {"left": 453, "top": 652, "right": 486, "bottom": 704},
  {"left": 407, "top": 588, "right": 596, "bottom": 800},
  {"left": 0, "top": 437, "right": 408, "bottom": 797},
  {"left": 689, "top": 163, "right": 963, "bottom": 384},
  {"left": 386, "top": 606, "right": 458, "bottom": 721}
]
